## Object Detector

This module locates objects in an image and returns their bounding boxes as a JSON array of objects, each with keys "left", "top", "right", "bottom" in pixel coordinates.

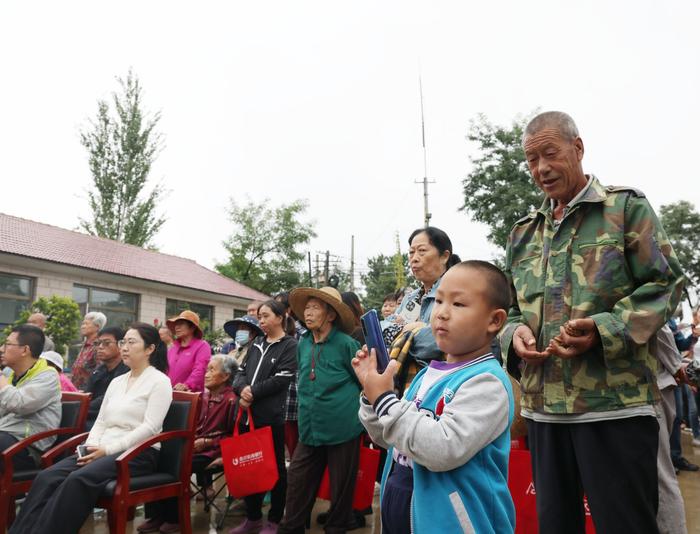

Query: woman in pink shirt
[{"left": 165, "top": 310, "right": 211, "bottom": 392}]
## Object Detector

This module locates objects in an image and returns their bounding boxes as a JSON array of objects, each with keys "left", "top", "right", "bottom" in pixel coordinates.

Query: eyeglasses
[
  {"left": 93, "top": 340, "right": 116, "bottom": 347},
  {"left": 117, "top": 339, "right": 142, "bottom": 348},
  {"left": 2, "top": 343, "right": 26, "bottom": 348}
]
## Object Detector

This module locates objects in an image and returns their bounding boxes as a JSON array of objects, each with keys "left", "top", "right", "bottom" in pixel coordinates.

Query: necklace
[{"left": 309, "top": 342, "right": 325, "bottom": 381}]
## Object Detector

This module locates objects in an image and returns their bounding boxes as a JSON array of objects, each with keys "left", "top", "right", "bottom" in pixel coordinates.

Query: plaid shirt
[{"left": 284, "top": 372, "right": 298, "bottom": 421}]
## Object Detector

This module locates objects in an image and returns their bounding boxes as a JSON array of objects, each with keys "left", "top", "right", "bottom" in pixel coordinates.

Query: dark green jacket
[
  {"left": 297, "top": 326, "right": 364, "bottom": 446},
  {"left": 501, "top": 176, "right": 685, "bottom": 414}
]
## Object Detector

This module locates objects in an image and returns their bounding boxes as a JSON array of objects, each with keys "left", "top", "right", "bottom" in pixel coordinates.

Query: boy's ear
[{"left": 488, "top": 308, "right": 508, "bottom": 334}]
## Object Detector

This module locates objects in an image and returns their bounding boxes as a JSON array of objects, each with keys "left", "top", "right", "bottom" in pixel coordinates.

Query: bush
[{"left": 1, "top": 296, "right": 82, "bottom": 355}]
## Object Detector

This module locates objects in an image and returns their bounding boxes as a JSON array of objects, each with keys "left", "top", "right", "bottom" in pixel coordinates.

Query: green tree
[
  {"left": 80, "top": 69, "right": 166, "bottom": 248},
  {"left": 216, "top": 198, "right": 317, "bottom": 295},
  {"left": 1, "top": 296, "right": 81, "bottom": 355},
  {"left": 660, "top": 200, "right": 700, "bottom": 286},
  {"left": 361, "top": 253, "right": 415, "bottom": 312},
  {"left": 460, "top": 113, "right": 543, "bottom": 251}
]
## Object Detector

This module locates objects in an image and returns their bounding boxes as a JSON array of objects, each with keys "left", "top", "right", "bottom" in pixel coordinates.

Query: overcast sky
[{"left": 2, "top": 1, "right": 699, "bottom": 290}]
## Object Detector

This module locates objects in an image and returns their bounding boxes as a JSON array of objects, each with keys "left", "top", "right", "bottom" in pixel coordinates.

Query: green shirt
[
  {"left": 501, "top": 175, "right": 685, "bottom": 414},
  {"left": 297, "top": 326, "right": 364, "bottom": 446}
]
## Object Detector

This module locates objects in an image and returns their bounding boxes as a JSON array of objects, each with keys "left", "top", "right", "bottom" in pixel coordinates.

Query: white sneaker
[{"left": 692, "top": 438, "right": 700, "bottom": 447}]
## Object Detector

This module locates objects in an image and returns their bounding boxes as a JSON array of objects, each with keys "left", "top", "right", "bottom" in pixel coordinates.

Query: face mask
[{"left": 235, "top": 330, "right": 250, "bottom": 346}]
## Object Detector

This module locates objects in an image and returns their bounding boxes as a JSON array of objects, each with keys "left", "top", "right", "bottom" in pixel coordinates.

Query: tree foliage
[
  {"left": 361, "top": 253, "right": 415, "bottom": 312},
  {"left": 1, "top": 296, "right": 81, "bottom": 355},
  {"left": 216, "top": 198, "right": 316, "bottom": 295},
  {"left": 80, "top": 69, "right": 166, "bottom": 248},
  {"left": 461, "top": 113, "right": 543, "bottom": 251},
  {"left": 660, "top": 200, "right": 700, "bottom": 286}
]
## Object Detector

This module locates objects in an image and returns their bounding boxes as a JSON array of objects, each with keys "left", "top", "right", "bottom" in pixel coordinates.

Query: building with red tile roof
[{"left": 0, "top": 213, "right": 267, "bottom": 342}]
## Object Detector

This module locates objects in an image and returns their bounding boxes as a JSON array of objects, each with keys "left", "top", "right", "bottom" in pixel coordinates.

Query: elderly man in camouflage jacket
[{"left": 501, "top": 111, "right": 685, "bottom": 534}]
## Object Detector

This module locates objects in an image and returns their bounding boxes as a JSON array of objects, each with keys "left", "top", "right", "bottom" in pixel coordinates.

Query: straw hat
[
  {"left": 166, "top": 310, "right": 203, "bottom": 339},
  {"left": 289, "top": 286, "right": 355, "bottom": 334}
]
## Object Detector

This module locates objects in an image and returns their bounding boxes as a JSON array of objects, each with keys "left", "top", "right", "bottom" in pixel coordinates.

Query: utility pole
[
  {"left": 307, "top": 251, "right": 313, "bottom": 286},
  {"left": 350, "top": 235, "right": 355, "bottom": 292},
  {"left": 315, "top": 254, "right": 320, "bottom": 288},
  {"left": 324, "top": 250, "right": 330, "bottom": 286},
  {"left": 393, "top": 231, "right": 406, "bottom": 290},
  {"left": 414, "top": 76, "right": 434, "bottom": 228}
]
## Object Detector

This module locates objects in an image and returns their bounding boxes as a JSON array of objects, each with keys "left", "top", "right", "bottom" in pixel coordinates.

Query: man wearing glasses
[
  {"left": 84, "top": 327, "right": 129, "bottom": 429},
  {"left": 0, "top": 324, "right": 61, "bottom": 470}
]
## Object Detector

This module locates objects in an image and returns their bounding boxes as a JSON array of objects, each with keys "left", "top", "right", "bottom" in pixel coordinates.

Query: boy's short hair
[
  {"left": 455, "top": 260, "right": 511, "bottom": 312},
  {"left": 383, "top": 293, "right": 397, "bottom": 303}
]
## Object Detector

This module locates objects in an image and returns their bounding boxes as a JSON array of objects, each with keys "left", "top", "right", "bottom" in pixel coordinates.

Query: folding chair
[{"left": 188, "top": 398, "right": 235, "bottom": 527}]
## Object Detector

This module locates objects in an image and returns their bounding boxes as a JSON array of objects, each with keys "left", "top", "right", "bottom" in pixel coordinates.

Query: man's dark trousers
[
  {"left": 527, "top": 416, "right": 659, "bottom": 534},
  {"left": 278, "top": 435, "right": 360, "bottom": 534}
]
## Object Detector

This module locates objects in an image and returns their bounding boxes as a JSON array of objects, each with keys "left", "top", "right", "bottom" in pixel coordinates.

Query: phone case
[{"left": 360, "top": 309, "right": 390, "bottom": 372}]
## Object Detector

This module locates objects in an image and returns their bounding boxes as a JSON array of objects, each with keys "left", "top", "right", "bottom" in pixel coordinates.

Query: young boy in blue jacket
[{"left": 353, "top": 260, "right": 515, "bottom": 533}]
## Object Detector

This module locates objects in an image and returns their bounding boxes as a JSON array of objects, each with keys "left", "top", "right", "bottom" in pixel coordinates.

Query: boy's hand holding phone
[{"left": 352, "top": 346, "right": 398, "bottom": 404}]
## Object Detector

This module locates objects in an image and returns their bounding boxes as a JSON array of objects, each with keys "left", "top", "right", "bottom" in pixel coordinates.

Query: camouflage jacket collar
[{"left": 536, "top": 174, "right": 606, "bottom": 219}]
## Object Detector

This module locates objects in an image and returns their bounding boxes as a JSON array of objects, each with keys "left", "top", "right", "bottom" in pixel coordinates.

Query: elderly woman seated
[{"left": 138, "top": 354, "right": 238, "bottom": 534}]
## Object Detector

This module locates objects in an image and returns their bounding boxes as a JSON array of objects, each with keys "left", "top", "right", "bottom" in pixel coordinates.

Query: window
[
  {"left": 233, "top": 309, "right": 248, "bottom": 319},
  {"left": 72, "top": 285, "right": 139, "bottom": 330},
  {"left": 166, "top": 299, "right": 214, "bottom": 332},
  {"left": 0, "top": 273, "right": 34, "bottom": 328}
]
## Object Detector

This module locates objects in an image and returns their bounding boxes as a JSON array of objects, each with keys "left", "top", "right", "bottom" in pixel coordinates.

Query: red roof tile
[{"left": 0, "top": 213, "right": 268, "bottom": 301}]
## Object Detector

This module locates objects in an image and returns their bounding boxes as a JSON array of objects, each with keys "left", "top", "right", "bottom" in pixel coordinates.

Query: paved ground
[{"left": 81, "top": 431, "right": 699, "bottom": 533}]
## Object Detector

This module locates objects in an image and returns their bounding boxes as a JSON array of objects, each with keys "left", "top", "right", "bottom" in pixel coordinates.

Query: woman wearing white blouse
[{"left": 10, "top": 323, "right": 173, "bottom": 534}]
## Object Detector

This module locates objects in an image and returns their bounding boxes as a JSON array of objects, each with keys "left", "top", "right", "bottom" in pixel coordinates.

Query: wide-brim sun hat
[
  {"left": 223, "top": 315, "right": 264, "bottom": 339},
  {"left": 166, "top": 310, "right": 203, "bottom": 339},
  {"left": 289, "top": 286, "right": 355, "bottom": 334}
]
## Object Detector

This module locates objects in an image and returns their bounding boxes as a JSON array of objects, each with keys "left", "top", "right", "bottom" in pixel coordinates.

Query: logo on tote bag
[{"left": 231, "top": 451, "right": 264, "bottom": 467}]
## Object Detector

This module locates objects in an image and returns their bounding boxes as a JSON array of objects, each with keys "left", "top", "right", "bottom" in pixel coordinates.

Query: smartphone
[
  {"left": 360, "top": 309, "right": 390, "bottom": 373},
  {"left": 77, "top": 445, "right": 88, "bottom": 458}
]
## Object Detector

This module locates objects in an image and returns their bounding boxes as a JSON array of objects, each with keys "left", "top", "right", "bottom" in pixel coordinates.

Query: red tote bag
[
  {"left": 221, "top": 407, "right": 279, "bottom": 498},
  {"left": 317, "top": 442, "right": 381, "bottom": 510}
]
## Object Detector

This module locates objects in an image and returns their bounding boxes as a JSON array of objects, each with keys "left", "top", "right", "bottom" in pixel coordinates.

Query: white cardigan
[{"left": 85, "top": 365, "right": 173, "bottom": 455}]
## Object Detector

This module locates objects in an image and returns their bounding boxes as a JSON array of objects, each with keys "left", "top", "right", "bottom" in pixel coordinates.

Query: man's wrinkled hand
[
  {"left": 512, "top": 325, "right": 550, "bottom": 366},
  {"left": 547, "top": 318, "right": 600, "bottom": 359}
]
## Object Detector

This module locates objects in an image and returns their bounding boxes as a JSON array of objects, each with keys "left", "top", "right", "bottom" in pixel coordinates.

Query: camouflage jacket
[{"left": 501, "top": 175, "right": 684, "bottom": 414}]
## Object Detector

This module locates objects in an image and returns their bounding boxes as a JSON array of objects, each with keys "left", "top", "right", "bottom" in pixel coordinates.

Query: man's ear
[
  {"left": 574, "top": 137, "right": 584, "bottom": 161},
  {"left": 488, "top": 309, "right": 508, "bottom": 334}
]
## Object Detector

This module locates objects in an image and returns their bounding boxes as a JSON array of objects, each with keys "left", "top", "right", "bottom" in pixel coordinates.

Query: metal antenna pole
[
  {"left": 415, "top": 76, "right": 435, "bottom": 227},
  {"left": 350, "top": 235, "right": 355, "bottom": 292}
]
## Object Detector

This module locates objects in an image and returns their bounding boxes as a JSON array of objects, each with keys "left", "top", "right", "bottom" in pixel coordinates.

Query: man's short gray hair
[
  {"left": 211, "top": 354, "right": 239, "bottom": 382},
  {"left": 85, "top": 311, "right": 107, "bottom": 330},
  {"left": 523, "top": 111, "right": 580, "bottom": 145}
]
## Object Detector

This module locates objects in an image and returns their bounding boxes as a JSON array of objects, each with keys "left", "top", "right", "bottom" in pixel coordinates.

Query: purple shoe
[
  {"left": 228, "top": 518, "right": 263, "bottom": 534},
  {"left": 260, "top": 521, "right": 278, "bottom": 534}
]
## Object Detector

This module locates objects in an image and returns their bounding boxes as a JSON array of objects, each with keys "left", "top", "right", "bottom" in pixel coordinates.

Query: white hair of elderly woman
[
  {"left": 210, "top": 354, "right": 239, "bottom": 382},
  {"left": 84, "top": 311, "right": 107, "bottom": 330}
]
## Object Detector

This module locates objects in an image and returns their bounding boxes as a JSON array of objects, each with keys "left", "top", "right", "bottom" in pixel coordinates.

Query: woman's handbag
[{"left": 220, "top": 407, "right": 279, "bottom": 498}]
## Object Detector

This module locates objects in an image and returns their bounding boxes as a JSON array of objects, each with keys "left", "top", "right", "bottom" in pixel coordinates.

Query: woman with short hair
[
  {"left": 71, "top": 311, "right": 107, "bottom": 390},
  {"left": 10, "top": 323, "right": 172, "bottom": 534}
]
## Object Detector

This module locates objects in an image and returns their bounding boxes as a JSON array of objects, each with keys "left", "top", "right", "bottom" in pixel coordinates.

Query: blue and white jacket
[{"left": 359, "top": 354, "right": 515, "bottom": 533}]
